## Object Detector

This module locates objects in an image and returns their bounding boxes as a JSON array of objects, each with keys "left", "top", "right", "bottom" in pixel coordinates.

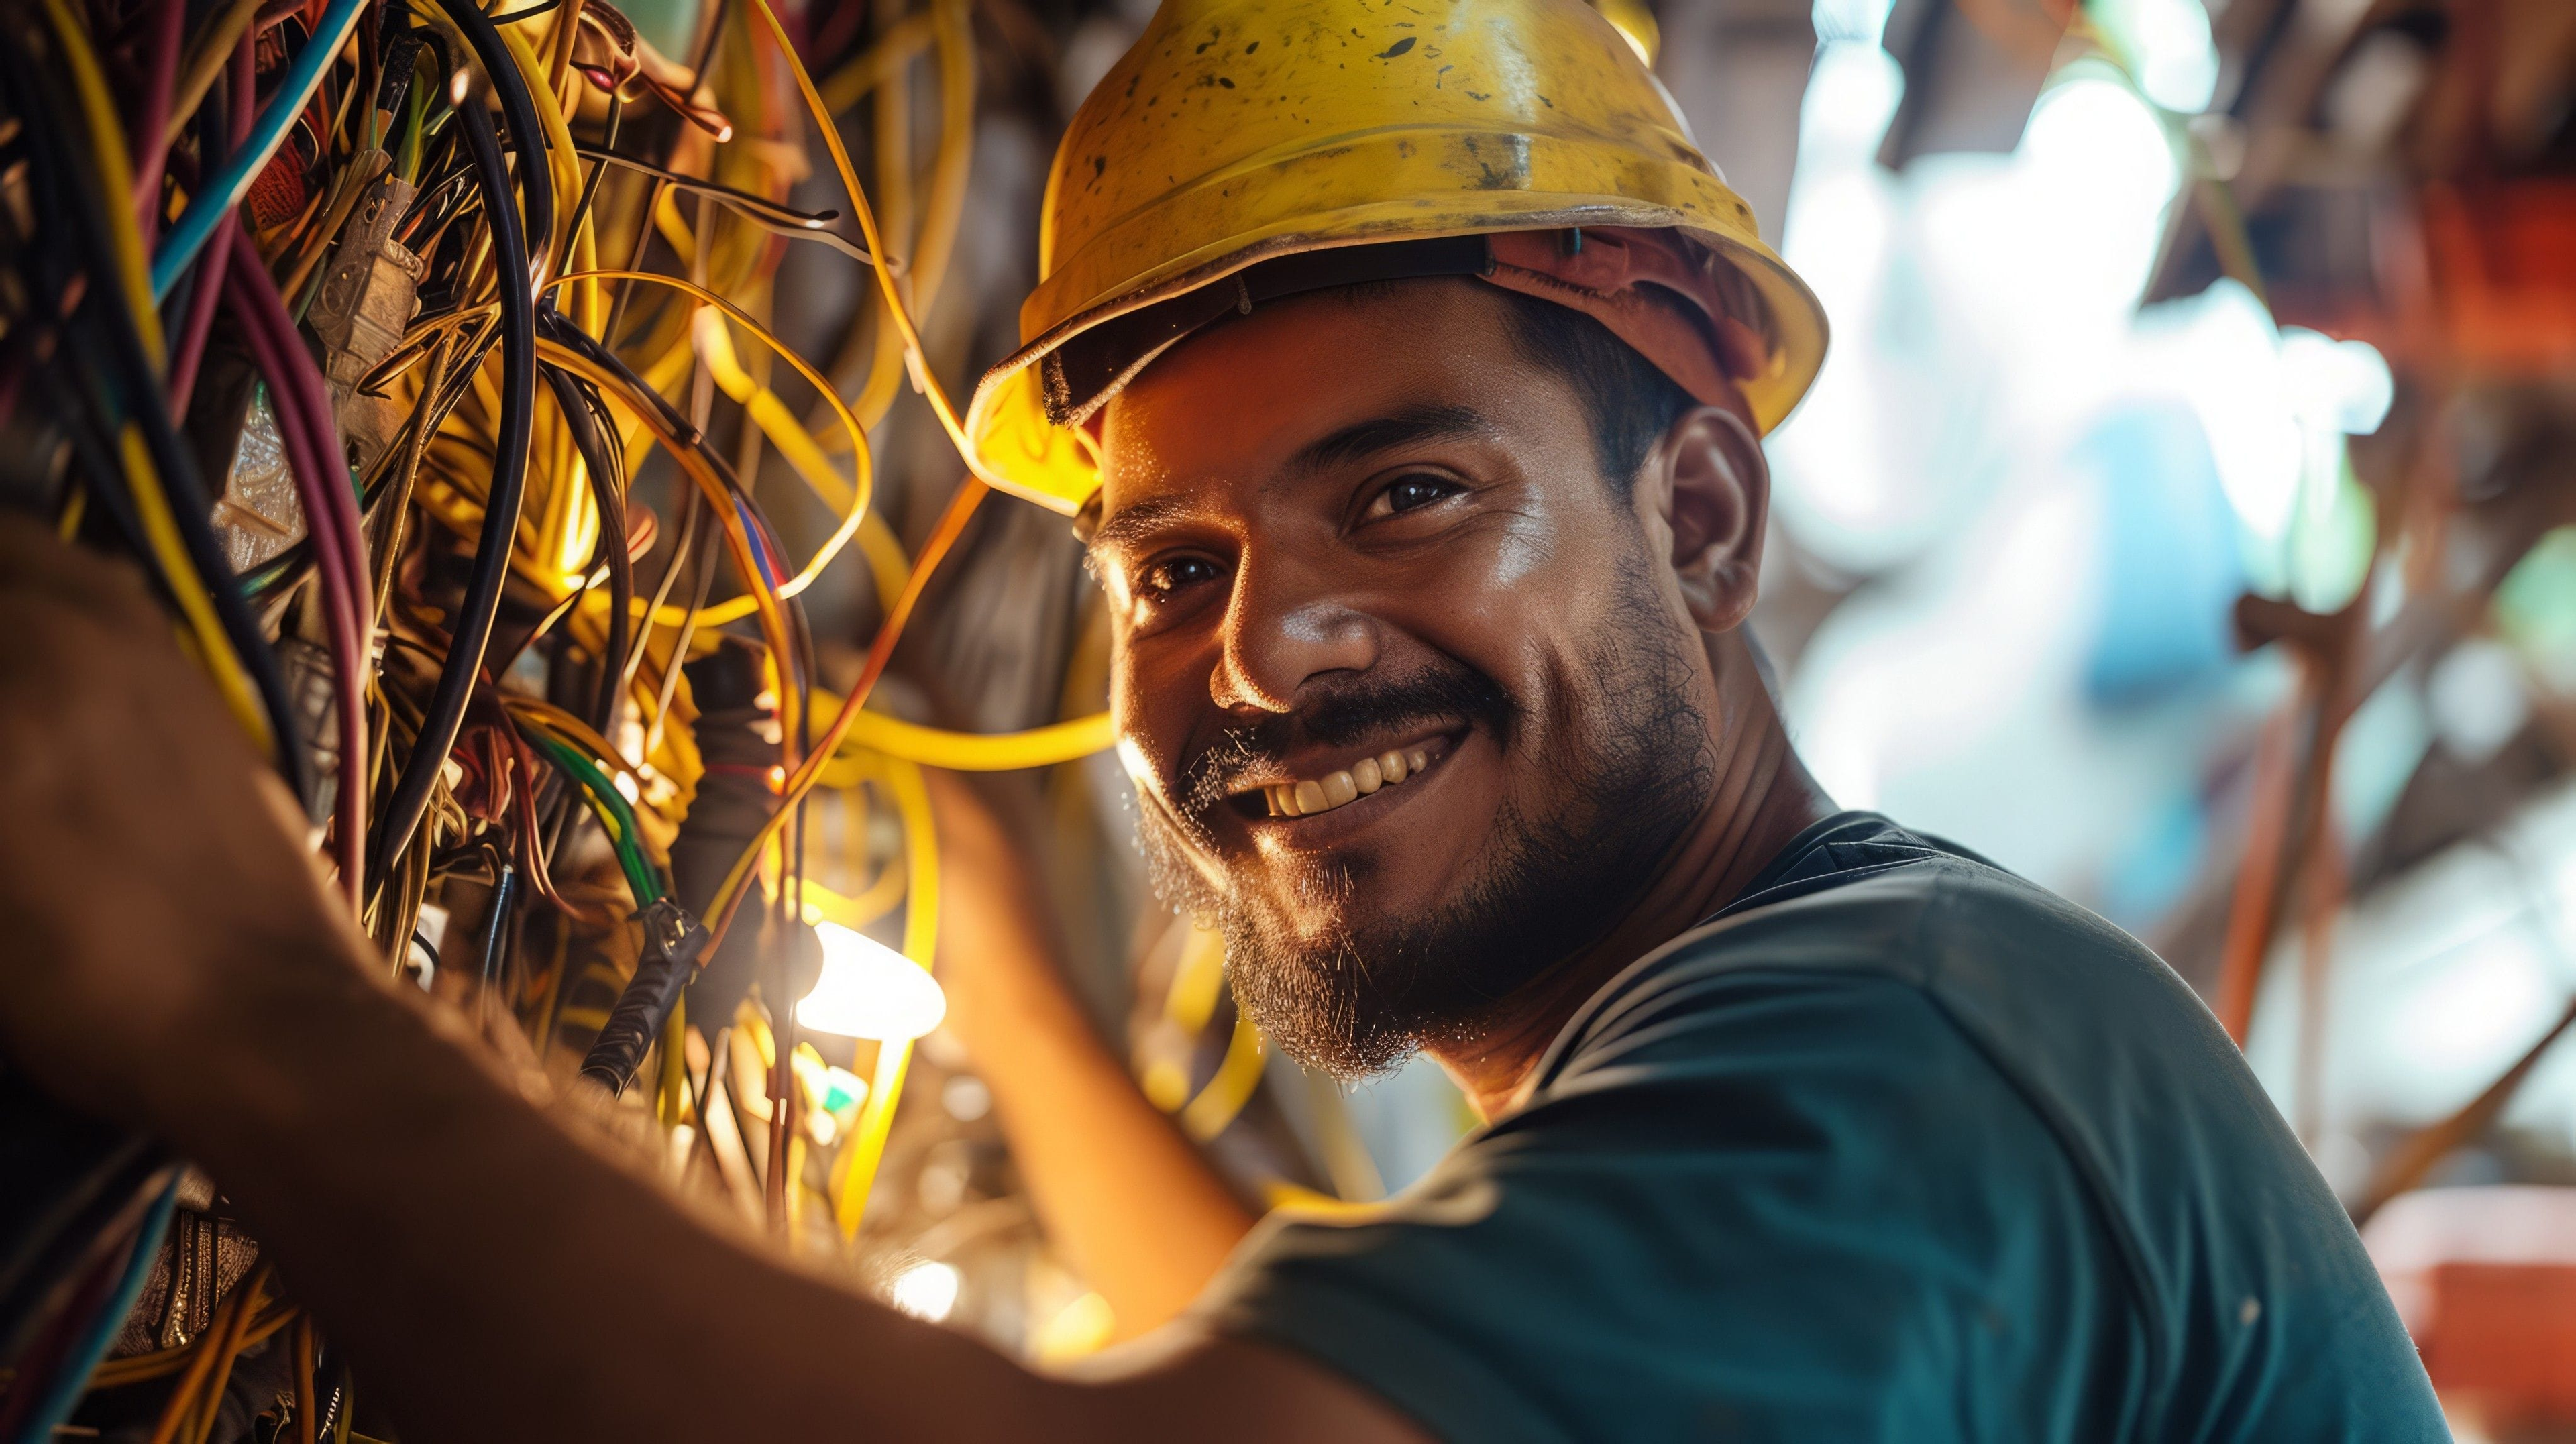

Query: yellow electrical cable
[
  {"left": 830, "top": 753, "right": 936, "bottom": 1240},
  {"left": 845, "top": 0, "right": 915, "bottom": 435},
  {"left": 743, "top": 0, "right": 989, "bottom": 474},
  {"left": 498, "top": 9, "right": 586, "bottom": 278},
  {"left": 496, "top": 694, "right": 636, "bottom": 779},
  {"left": 119, "top": 425, "right": 274, "bottom": 752},
  {"left": 813, "top": 0, "right": 974, "bottom": 453},
  {"left": 531, "top": 339, "right": 796, "bottom": 663},
  {"left": 810, "top": 708, "right": 1112, "bottom": 776},
  {"left": 40, "top": 0, "right": 162, "bottom": 368},
  {"left": 659, "top": 995, "right": 688, "bottom": 1129},
  {"left": 1179, "top": 1013, "right": 1266, "bottom": 1143},
  {"left": 1163, "top": 923, "right": 1228, "bottom": 1034},
  {"left": 816, "top": 9, "right": 936, "bottom": 113},
  {"left": 534, "top": 334, "right": 805, "bottom": 786},
  {"left": 502, "top": 17, "right": 592, "bottom": 569},
  {"left": 82, "top": 1304, "right": 298, "bottom": 1390},
  {"left": 910, "top": 0, "right": 975, "bottom": 318},
  {"left": 692, "top": 306, "right": 892, "bottom": 595},
  {"left": 792, "top": 865, "right": 906, "bottom": 930},
  {"left": 545, "top": 268, "right": 897, "bottom": 612}
]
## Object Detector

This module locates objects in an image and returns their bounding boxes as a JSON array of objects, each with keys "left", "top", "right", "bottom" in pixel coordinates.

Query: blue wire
[
  {"left": 13, "top": 1178, "right": 182, "bottom": 1444},
  {"left": 733, "top": 494, "right": 782, "bottom": 586},
  {"left": 149, "top": 0, "right": 371, "bottom": 302}
]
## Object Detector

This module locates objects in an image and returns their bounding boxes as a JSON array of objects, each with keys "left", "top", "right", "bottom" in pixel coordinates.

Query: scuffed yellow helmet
[{"left": 965, "top": 0, "right": 1830, "bottom": 515}]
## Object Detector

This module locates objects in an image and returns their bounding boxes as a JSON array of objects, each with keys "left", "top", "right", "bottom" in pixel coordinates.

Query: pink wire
[
  {"left": 168, "top": 38, "right": 258, "bottom": 412},
  {"left": 164, "top": 215, "right": 231, "bottom": 413},
  {"left": 129, "top": 0, "right": 187, "bottom": 245},
  {"left": 224, "top": 231, "right": 370, "bottom": 909}
]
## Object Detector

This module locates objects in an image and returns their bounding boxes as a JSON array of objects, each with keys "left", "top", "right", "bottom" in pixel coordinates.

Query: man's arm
[
  {"left": 927, "top": 771, "right": 1259, "bottom": 1337},
  {"left": 0, "top": 520, "right": 1420, "bottom": 1444}
]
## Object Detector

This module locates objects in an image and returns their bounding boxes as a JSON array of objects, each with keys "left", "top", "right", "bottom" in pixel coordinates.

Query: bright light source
[
  {"left": 2097, "top": 0, "right": 2218, "bottom": 113},
  {"left": 2159, "top": 280, "right": 2302, "bottom": 545},
  {"left": 890, "top": 1261, "right": 960, "bottom": 1322},
  {"left": 796, "top": 922, "right": 946, "bottom": 1042},
  {"left": 2279, "top": 329, "right": 2395, "bottom": 436}
]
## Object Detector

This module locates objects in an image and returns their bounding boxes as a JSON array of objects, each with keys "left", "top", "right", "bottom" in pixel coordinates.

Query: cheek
[{"left": 1111, "top": 639, "right": 1203, "bottom": 813}]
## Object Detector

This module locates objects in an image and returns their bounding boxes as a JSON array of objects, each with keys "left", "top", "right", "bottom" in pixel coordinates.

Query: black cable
[
  {"left": 0, "top": 30, "right": 313, "bottom": 805},
  {"left": 535, "top": 308, "right": 694, "bottom": 439},
  {"left": 538, "top": 360, "right": 631, "bottom": 734},
  {"left": 562, "top": 92, "right": 620, "bottom": 253},
  {"left": 428, "top": 0, "right": 553, "bottom": 266},
  {"left": 366, "top": 91, "right": 534, "bottom": 898},
  {"left": 571, "top": 144, "right": 877, "bottom": 264}
]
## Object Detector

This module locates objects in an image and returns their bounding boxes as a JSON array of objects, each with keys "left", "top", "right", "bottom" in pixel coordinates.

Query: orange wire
[{"left": 702, "top": 474, "right": 986, "bottom": 942}]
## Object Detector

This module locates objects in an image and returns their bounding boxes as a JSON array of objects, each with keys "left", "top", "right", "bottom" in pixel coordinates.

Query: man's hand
[{"left": 0, "top": 517, "right": 351, "bottom": 1130}]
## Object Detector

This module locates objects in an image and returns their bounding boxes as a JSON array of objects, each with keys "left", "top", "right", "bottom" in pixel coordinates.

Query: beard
[{"left": 1135, "top": 563, "right": 1717, "bottom": 1081}]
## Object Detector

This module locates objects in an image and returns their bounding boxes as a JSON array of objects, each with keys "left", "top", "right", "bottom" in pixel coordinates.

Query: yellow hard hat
[{"left": 963, "top": 0, "right": 1831, "bottom": 516}]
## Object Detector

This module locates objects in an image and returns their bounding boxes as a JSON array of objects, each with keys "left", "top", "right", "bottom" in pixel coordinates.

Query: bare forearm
[
  {"left": 927, "top": 773, "right": 1260, "bottom": 1334},
  {"left": 167, "top": 925, "right": 1055, "bottom": 1443},
  {"left": 951, "top": 956, "right": 1258, "bottom": 1333}
]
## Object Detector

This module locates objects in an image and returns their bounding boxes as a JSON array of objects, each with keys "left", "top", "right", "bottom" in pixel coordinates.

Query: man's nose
[{"left": 1210, "top": 564, "right": 1380, "bottom": 714}]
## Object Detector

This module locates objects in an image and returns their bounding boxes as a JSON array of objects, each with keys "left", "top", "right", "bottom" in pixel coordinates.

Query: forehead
[{"left": 1091, "top": 279, "right": 1576, "bottom": 519}]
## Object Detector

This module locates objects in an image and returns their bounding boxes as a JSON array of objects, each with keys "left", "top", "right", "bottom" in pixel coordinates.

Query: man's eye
[
  {"left": 1364, "top": 474, "right": 1463, "bottom": 520},
  {"left": 1139, "top": 555, "right": 1223, "bottom": 599}
]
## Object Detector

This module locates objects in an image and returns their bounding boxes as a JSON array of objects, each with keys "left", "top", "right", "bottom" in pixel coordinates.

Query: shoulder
[
  {"left": 1210, "top": 881, "right": 2152, "bottom": 1441},
  {"left": 1536, "top": 844, "right": 2163, "bottom": 1097}
]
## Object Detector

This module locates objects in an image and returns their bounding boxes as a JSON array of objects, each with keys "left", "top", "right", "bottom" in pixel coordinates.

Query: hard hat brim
[{"left": 968, "top": 212, "right": 1826, "bottom": 516}]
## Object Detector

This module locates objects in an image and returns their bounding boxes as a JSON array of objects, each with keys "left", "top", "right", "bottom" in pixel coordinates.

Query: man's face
[{"left": 1090, "top": 280, "right": 1720, "bottom": 1078}]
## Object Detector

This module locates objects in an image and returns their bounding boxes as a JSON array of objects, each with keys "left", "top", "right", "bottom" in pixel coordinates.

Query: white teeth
[{"left": 1263, "top": 744, "right": 1438, "bottom": 817}]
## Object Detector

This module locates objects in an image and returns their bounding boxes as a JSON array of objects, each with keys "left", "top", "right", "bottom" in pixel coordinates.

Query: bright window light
[{"left": 796, "top": 921, "right": 947, "bottom": 1042}]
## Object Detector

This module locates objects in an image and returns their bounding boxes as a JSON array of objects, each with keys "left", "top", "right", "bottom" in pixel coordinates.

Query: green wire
[
  {"left": 530, "top": 732, "right": 665, "bottom": 904},
  {"left": 396, "top": 52, "right": 430, "bottom": 182}
]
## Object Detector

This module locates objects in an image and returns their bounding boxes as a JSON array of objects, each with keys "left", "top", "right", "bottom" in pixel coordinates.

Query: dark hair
[{"left": 1489, "top": 287, "right": 1697, "bottom": 496}]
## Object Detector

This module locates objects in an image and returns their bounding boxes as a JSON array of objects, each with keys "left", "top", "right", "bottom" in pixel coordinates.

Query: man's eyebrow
[
  {"left": 1087, "top": 494, "right": 1199, "bottom": 558},
  {"left": 1286, "top": 402, "right": 1489, "bottom": 477}
]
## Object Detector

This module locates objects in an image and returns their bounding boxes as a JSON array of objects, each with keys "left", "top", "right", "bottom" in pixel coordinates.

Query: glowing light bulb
[
  {"left": 795, "top": 922, "right": 946, "bottom": 1041},
  {"left": 890, "top": 1261, "right": 960, "bottom": 1322}
]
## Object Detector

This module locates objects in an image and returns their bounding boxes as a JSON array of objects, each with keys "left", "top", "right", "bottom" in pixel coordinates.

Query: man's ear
[{"left": 1641, "top": 405, "right": 1768, "bottom": 633}]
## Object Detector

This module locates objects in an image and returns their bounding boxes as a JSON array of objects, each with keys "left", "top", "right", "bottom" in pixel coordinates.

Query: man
[{"left": 0, "top": 1, "right": 2442, "bottom": 1439}]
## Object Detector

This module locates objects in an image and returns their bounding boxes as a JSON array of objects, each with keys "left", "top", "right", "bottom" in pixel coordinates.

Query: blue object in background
[{"left": 2077, "top": 404, "right": 2242, "bottom": 707}]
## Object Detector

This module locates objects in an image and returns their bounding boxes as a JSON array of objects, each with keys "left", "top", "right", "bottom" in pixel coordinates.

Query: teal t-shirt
[{"left": 1200, "top": 814, "right": 2445, "bottom": 1441}]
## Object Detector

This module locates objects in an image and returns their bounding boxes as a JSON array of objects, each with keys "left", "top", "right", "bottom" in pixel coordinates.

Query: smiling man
[{"left": 0, "top": 0, "right": 2447, "bottom": 1440}]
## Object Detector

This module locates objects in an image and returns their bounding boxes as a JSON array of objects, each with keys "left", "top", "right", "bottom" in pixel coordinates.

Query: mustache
[{"left": 1174, "top": 659, "right": 1519, "bottom": 821}]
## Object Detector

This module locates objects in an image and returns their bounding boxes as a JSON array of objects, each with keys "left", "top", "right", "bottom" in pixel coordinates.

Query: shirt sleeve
[{"left": 1192, "top": 968, "right": 2141, "bottom": 1444}]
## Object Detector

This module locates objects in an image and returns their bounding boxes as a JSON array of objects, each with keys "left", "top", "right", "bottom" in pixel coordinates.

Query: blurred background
[{"left": 668, "top": 0, "right": 2576, "bottom": 1430}]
